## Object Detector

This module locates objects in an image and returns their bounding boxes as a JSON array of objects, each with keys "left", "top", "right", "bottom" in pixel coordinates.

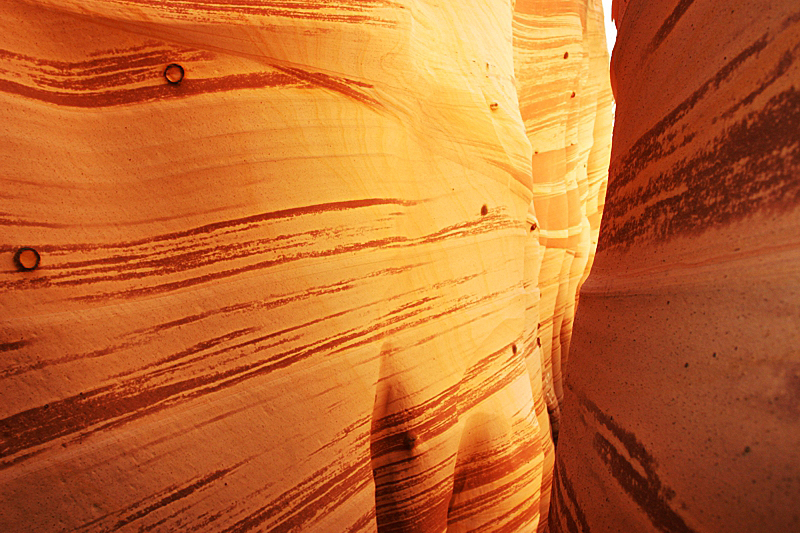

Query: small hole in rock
[
  {"left": 563, "top": 52, "right": 569, "bottom": 59},
  {"left": 13, "top": 247, "right": 40, "bottom": 272},
  {"left": 164, "top": 63, "right": 185, "bottom": 85},
  {"left": 480, "top": 204, "right": 489, "bottom": 216},
  {"left": 512, "top": 343, "right": 518, "bottom": 355}
]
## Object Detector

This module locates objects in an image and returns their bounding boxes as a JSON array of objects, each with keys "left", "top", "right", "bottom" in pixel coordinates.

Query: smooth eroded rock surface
[
  {"left": 0, "top": 1, "right": 610, "bottom": 532},
  {"left": 553, "top": 1, "right": 800, "bottom": 532}
]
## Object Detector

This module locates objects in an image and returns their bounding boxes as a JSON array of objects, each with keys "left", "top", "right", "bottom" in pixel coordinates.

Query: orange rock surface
[
  {"left": 8, "top": 1, "right": 798, "bottom": 532},
  {"left": 553, "top": 1, "right": 800, "bottom": 532},
  {"left": 1, "top": 1, "right": 612, "bottom": 532},
  {"left": 513, "top": 1, "right": 612, "bottom": 527}
]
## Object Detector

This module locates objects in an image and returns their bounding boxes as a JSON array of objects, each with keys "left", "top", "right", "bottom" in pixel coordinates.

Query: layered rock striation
[
  {"left": 0, "top": 1, "right": 611, "bottom": 532},
  {"left": 553, "top": 0, "right": 800, "bottom": 532}
]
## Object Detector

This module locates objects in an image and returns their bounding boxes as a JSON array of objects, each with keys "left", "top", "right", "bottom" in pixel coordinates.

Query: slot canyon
[{"left": 0, "top": 0, "right": 798, "bottom": 531}]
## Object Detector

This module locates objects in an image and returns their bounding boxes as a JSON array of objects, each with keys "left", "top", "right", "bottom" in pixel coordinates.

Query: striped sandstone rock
[{"left": 0, "top": 1, "right": 611, "bottom": 531}]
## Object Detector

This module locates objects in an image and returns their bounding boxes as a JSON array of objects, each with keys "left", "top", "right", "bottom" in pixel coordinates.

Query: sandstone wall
[
  {"left": 0, "top": 1, "right": 610, "bottom": 532},
  {"left": 553, "top": 0, "right": 800, "bottom": 532}
]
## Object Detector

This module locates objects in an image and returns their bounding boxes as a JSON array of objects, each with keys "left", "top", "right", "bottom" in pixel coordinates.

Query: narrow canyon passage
[{"left": 0, "top": 1, "right": 797, "bottom": 532}]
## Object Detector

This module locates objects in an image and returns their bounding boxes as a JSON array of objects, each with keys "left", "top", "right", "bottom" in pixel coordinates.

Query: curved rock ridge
[
  {"left": 512, "top": 0, "right": 613, "bottom": 528},
  {"left": 554, "top": 0, "right": 800, "bottom": 532},
  {"left": 0, "top": 1, "right": 611, "bottom": 532}
]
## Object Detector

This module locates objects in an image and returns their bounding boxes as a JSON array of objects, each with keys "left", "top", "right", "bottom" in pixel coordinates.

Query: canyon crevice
[{"left": 0, "top": 1, "right": 797, "bottom": 532}]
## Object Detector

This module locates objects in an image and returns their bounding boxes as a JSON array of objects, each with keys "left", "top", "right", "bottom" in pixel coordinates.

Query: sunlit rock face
[
  {"left": 513, "top": 0, "right": 612, "bottom": 528},
  {"left": 0, "top": 1, "right": 610, "bottom": 532},
  {"left": 553, "top": 1, "right": 800, "bottom": 532}
]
